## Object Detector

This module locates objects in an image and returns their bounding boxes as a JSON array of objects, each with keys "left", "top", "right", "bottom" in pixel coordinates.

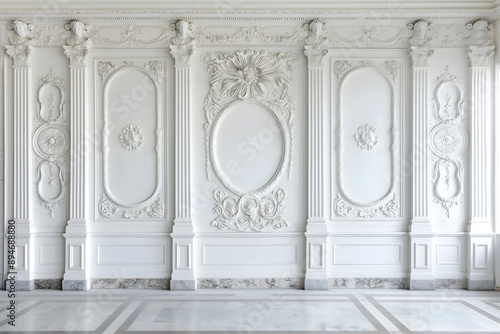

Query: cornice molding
[{"left": 0, "top": 8, "right": 497, "bottom": 21}]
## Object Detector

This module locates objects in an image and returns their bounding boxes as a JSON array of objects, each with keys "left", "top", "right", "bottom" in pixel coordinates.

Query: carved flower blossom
[
  {"left": 99, "top": 199, "right": 117, "bottom": 218},
  {"left": 214, "top": 50, "right": 290, "bottom": 100},
  {"left": 334, "top": 195, "right": 351, "bottom": 217}
]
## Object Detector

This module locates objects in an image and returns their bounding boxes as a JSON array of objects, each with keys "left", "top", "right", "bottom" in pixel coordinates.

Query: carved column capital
[
  {"left": 304, "top": 46, "right": 329, "bottom": 67},
  {"left": 5, "top": 45, "right": 32, "bottom": 66},
  {"left": 467, "top": 45, "right": 495, "bottom": 67},
  {"left": 170, "top": 44, "right": 194, "bottom": 66},
  {"left": 63, "top": 45, "right": 89, "bottom": 66},
  {"left": 409, "top": 46, "right": 434, "bottom": 67}
]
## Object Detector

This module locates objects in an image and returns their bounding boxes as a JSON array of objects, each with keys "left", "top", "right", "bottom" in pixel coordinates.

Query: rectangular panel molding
[
  {"left": 176, "top": 245, "right": 191, "bottom": 270},
  {"left": 69, "top": 244, "right": 84, "bottom": 270},
  {"left": 334, "top": 244, "right": 401, "bottom": 266},
  {"left": 473, "top": 244, "right": 489, "bottom": 269},
  {"left": 309, "top": 243, "right": 324, "bottom": 269},
  {"left": 414, "top": 244, "right": 429, "bottom": 269}
]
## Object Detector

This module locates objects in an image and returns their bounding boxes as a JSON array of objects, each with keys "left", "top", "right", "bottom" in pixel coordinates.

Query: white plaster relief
[
  {"left": 33, "top": 68, "right": 69, "bottom": 218},
  {"left": 354, "top": 124, "right": 378, "bottom": 151},
  {"left": 202, "top": 49, "right": 296, "bottom": 185},
  {"left": 430, "top": 67, "right": 467, "bottom": 217},
  {"left": 211, "top": 188, "right": 288, "bottom": 232},
  {"left": 203, "top": 49, "right": 296, "bottom": 231},
  {"left": 334, "top": 60, "right": 400, "bottom": 218},
  {"left": 99, "top": 60, "right": 164, "bottom": 218},
  {"left": 119, "top": 125, "right": 144, "bottom": 151}
]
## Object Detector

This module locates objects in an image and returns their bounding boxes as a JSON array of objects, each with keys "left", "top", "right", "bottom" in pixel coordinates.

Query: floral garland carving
[
  {"left": 99, "top": 196, "right": 164, "bottom": 219},
  {"left": 211, "top": 188, "right": 288, "bottom": 232}
]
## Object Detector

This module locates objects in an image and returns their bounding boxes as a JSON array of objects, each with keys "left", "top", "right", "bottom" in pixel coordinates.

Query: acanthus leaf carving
[
  {"left": 202, "top": 49, "right": 296, "bottom": 182},
  {"left": 467, "top": 45, "right": 495, "bottom": 67},
  {"left": 383, "top": 60, "right": 400, "bottom": 81},
  {"left": 211, "top": 188, "right": 288, "bottom": 232},
  {"left": 5, "top": 45, "right": 32, "bottom": 66},
  {"left": 304, "top": 46, "right": 328, "bottom": 67},
  {"left": 144, "top": 61, "right": 164, "bottom": 83},
  {"left": 334, "top": 60, "right": 351, "bottom": 82},
  {"left": 409, "top": 46, "right": 434, "bottom": 67},
  {"left": 63, "top": 45, "right": 89, "bottom": 66}
]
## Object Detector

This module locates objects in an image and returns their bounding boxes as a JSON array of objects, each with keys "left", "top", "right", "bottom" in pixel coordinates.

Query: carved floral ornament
[
  {"left": 119, "top": 125, "right": 144, "bottom": 151},
  {"left": 354, "top": 124, "right": 378, "bottom": 151},
  {"left": 203, "top": 49, "right": 296, "bottom": 231},
  {"left": 33, "top": 68, "right": 69, "bottom": 218},
  {"left": 430, "top": 67, "right": 468, "bottom": 217}
]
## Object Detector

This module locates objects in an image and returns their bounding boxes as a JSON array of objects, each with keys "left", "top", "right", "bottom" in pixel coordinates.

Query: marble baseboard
[
  {"left": 12, "top": 280, "right": 35, "bottom": 291},
  {"left": 435, "top": 278, "right": 467, "bottom": 289},
  {"left": 331, "top": 278, "right": 415, "bottom": 289},
  {"left": 304, "top": 279, "right": 329, "bottom": 290},
  {"left": 197, "top": 278, "right": 304, "bottom": 289},
  {"left": 467, "top": 279, "right": 495, "bottom": 291},
  {"left": 63, "top": 279, "right": 90, "bottom": 291},
  {"left": 91, "top": 279, "right": 169, "bottom": 290},
  {"left": 170, "top": 279, "right": 196, "bottom": 291},
  {"left": 355, "top": 278, "right": 408, "bottom": 289},
  {"left": 410, "top": 279, "right": 435, "bottom": 290},
  {"left": 35, "top": 279, "right": 62, "bottom": 290}
]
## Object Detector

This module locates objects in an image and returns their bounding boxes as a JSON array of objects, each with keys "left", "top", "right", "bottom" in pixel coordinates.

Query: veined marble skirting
[
  {"left": 35, "top": 279, "right": 63, "bottom": 290},
  {"left": 330, "top": 278, "right": 409, "bottom": 289},
  {"left": 197, "top": 278, "right": 304, "bottom": 289},
  {"left": 91, "top": 278, "right": 170, "bottom": 290}
]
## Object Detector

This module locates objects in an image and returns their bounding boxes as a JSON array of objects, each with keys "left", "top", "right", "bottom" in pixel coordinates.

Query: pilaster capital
[
  {"left": 467, "top": 45, "right": 495, "bottom": 67},
  {"left": 409, "top": 46, "right": 434, "bottom": 67},
  {"left": 5, "top": 45, "right": 32, "bottom": 66},
  {"left": 170, "top": 44, "right": 194, "bottom": 66},
  {"left": 63, "top": 45, "right": 89, "bottom": 66},
  {"left": 304, "top": 45, "right": 329, "bottom": 67}
]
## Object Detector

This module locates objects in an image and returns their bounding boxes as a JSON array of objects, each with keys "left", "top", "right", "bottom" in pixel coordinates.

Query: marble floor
[{"left": 1, "top": 289, "right": 500, "bottom": 333}]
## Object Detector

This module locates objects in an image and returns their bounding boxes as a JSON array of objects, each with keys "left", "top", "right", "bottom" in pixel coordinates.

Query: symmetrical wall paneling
[{"left": 1, "top": 10, "right": 499, "bottom": 291}]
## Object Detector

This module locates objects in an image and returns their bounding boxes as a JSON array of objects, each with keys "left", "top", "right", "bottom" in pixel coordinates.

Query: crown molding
[{"left": 0, "top": 0, "right": 496, "bottom": 11}]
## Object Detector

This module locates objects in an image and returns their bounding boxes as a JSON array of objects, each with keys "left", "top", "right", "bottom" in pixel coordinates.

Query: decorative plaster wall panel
[
  {"left": 97, "top": 60, "right": 165, "bottom": 220},
  {"left": 332, "top": 58, "right": 402, "bottom": 219}
]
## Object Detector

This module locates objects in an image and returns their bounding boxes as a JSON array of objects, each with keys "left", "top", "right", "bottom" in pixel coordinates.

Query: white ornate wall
[{"left": 1, "top": 3, "right": 499, "bottom": 291}]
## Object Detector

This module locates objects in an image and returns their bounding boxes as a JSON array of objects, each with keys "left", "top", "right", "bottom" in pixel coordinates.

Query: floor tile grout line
[
  {"left": 0, "top": 300, "right": 44, "bottom": 328},
  {"left": 460, "top": 300, "right": 500, "bottom": 324},
  {"left": 96, "top": 297, "right": 135, "bottom": 334},
  {"left": 364, "top": 295, "right": 412, "bottom": 333},
  {"left": 115, "top": 300, "right": 148, "bottom": 333},
  {"left": 348, "top": 294, "right": 390, "bottom": 333}
]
